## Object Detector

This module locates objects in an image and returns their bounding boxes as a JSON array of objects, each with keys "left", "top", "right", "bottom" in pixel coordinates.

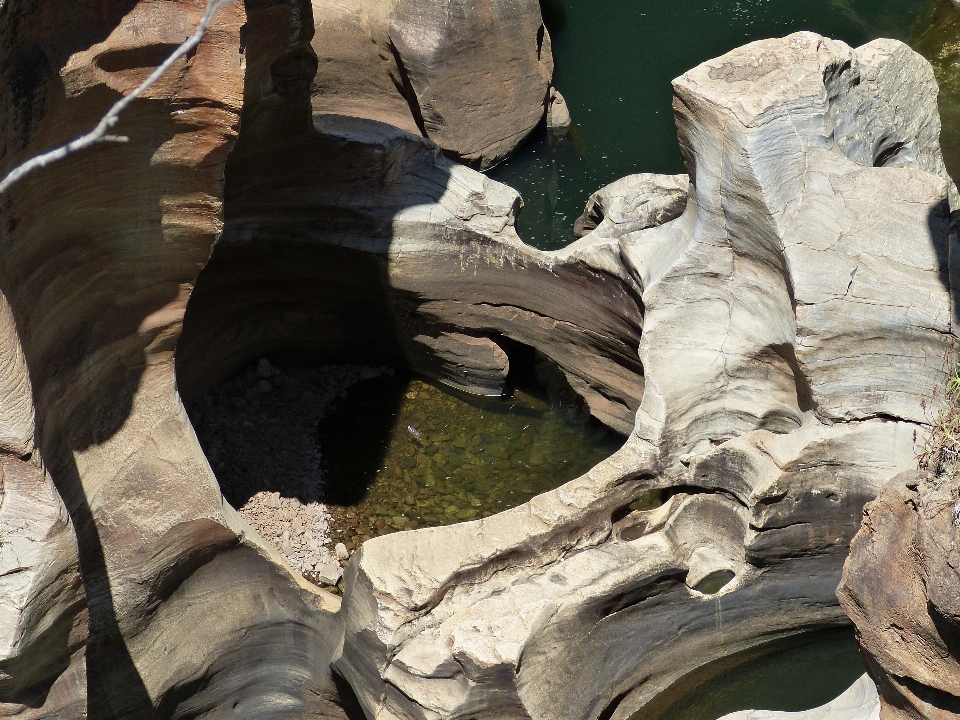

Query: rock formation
[
  {"left": 719, "top": 674, "right": 880, "bottom": 720},
  {"left": 309, "top": 0, "right": 554, "bottom": 167},
  {"left": 839, "top": 472, "right": 960, "bottom": 720},
  {"left": 0, "top": 0, "right": 955, "bottom": 717},
  {"left": 176, "top": 110, "right": 647, "bottom": 435},
  {"left": 334, "top": 33, "right": 959, "bottom": 720},
  {"left": 0, "top": 1, "right": 348, "bottom": 717}
]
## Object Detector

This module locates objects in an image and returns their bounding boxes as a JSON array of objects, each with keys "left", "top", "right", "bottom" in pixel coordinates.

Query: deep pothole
[{"left": 186, "top": 358, "right": 623, "bottom": 589}]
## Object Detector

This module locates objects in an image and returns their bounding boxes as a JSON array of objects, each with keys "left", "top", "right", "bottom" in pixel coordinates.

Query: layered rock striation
[
  {"left": 334, "top": 33, "right": 959, "bottom": 720},
  {"left": 0, "top": 1, "right": 349, "bottom": 717},
  {"left": 0, "top": 0, "right": 955, "bottom": 718}
]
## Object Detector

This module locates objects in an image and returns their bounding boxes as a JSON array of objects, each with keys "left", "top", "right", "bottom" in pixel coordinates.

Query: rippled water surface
[{"left": 490, "top": 0, "right": 938, "bottom": 249}]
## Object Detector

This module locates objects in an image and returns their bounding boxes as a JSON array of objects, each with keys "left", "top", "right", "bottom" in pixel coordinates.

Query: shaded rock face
[
  {"left": 839, "top": 472, "right": 960, "bottom": 720},
  {"left": 333, "top": 33, "right": 959, "bottom": 720},
  {"left": 0, "top": 0, "right": 351, "bottom": 717},
  {"left": 309, "top": 0, "right": 553, "bottom": 167},
  {"left": 176, "top": 111, "right": 647, "bottom": 434}
]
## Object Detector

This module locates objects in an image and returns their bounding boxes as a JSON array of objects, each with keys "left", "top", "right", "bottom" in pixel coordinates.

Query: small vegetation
[{"left": 918, "top": 359, "right": 960, "bottom": 477}]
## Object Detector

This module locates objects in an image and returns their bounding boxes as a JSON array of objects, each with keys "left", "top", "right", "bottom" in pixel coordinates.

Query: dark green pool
[
  {"left": 317, "top": 373, "right": 622, "bottom": 548},
  {"left": 633, "top": 628, "right": 866, "bottom": 720},
  {"left": 489, "top": 0, "right": 943, "bottom": 250}
]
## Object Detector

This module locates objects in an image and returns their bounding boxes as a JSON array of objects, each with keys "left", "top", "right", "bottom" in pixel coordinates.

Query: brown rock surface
[
  {"left": 0, "top": 0, "right": 349, "bottom": 717},
  {"left": 839, "top": 472, "right": 960, "bottom": 720},
  {"left": 310, "top": 0, "right": 553, "bottom": 167}
]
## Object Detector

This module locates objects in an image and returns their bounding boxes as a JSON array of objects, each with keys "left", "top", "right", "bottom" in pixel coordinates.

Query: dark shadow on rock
[
  {"left": 314, "top": 373, "right": 409, "bottom": 508},
  {"left": 946, "top": 208, "right": 960, "bottom": 329}
]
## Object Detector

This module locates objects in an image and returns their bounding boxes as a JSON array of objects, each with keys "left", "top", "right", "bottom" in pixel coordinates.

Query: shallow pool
[
  {"left": 318, "top": 373, "right": 623, "bottom": 548},
  {"left": 489, "top": 0, "right": 938, "bottom": 250},
  {"left": 632, "top": 628, "right": 866, "bottom": 720}
]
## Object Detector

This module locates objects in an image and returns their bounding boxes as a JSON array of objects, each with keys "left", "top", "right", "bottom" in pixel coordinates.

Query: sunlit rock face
[
  {"left": 839, "top": 472, "right": 960, "bottom": 720},
  {"left": 334, "top": 33, "right": 958, "bottom": 720},
  {"left": 309, "top": 0, "right": 554, "bottom": 168}
]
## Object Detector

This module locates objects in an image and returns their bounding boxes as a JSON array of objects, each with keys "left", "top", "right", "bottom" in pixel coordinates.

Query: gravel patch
[{"left": 186, "top": 358, "right": 392, "bottom": 585}]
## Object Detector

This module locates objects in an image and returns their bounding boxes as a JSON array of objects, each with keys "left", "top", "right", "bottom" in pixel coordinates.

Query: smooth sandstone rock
[
  {"left": 573, "top": 173, "right": 689, "bottom": 239},
  {"left": 334, "top": 33, "right": 957, "bottom": 720},
  {"left": 1, "top": 6, "right": 955, "bottom": 720},
  {"left": 0, "top": 1, "right": 349, "bottom": 717}
]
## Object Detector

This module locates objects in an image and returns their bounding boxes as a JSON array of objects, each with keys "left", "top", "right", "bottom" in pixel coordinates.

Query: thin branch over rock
[{"left": 0, "top": 0, "right": 234, "bottom": 196}]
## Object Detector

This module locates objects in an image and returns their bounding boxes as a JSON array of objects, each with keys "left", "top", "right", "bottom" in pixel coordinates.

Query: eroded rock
[
  {"left": 333, "top": 33, "right": 957, "bottom": 720},
  {"left": 177, "top": 113, "right": 646, "bottom": 435},
  {"left": 310, "top": 0, "right": 554, "bottom": 167},
  {"left": 0, "top": 0, "right": 350, "bottom": 716},
  {"left": 838, "top": 473, "right": 960, "bottom": 720}
]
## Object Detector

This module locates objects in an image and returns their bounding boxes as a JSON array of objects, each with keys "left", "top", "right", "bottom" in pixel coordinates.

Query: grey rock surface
[
  {"left": 333, "top": 33, "right": 957, "bottom": 720},
  {"left": 573, "top": 173, "right": 689, "bottom": 239}
]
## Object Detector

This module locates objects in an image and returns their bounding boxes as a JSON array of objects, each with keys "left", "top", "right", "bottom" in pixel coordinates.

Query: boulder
[
  {"left": 838, "top": 473, "right": 960, "bottom": 720},
  {"left": 572, "top": 173, "right": 689, "bottom": 238},
  {"left": 310, "top": 0, "right": 554, "bottom": 167}
]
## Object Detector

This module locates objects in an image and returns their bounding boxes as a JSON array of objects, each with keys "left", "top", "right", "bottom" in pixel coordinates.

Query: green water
[
  {"left": 912, "top": 0, "right": 960, "bottom": 181},
  {"left": 634, "top": 629, "right": 865, "bottom": 720},
  {"left": 317, "top": 374, "right": 622, "bottom": 549},
  {"left": 490, "top": 0, "right": 937, "bottom": 249}
]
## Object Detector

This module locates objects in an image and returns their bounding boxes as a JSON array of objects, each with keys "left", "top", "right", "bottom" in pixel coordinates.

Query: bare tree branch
[{"left": 0, "top": 0, "right": 235, "bottom": 196}]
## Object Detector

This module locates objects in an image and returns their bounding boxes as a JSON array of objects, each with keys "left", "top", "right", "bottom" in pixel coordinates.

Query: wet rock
[
  {"left": 547, "top": 87, "right": 572, "bottom": 136},
  {"left": 411, "top": 332, "right": 510, "bottom": 396},
  {"left": 572, "top": 173, "right": 689, "bottom": 239}
]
